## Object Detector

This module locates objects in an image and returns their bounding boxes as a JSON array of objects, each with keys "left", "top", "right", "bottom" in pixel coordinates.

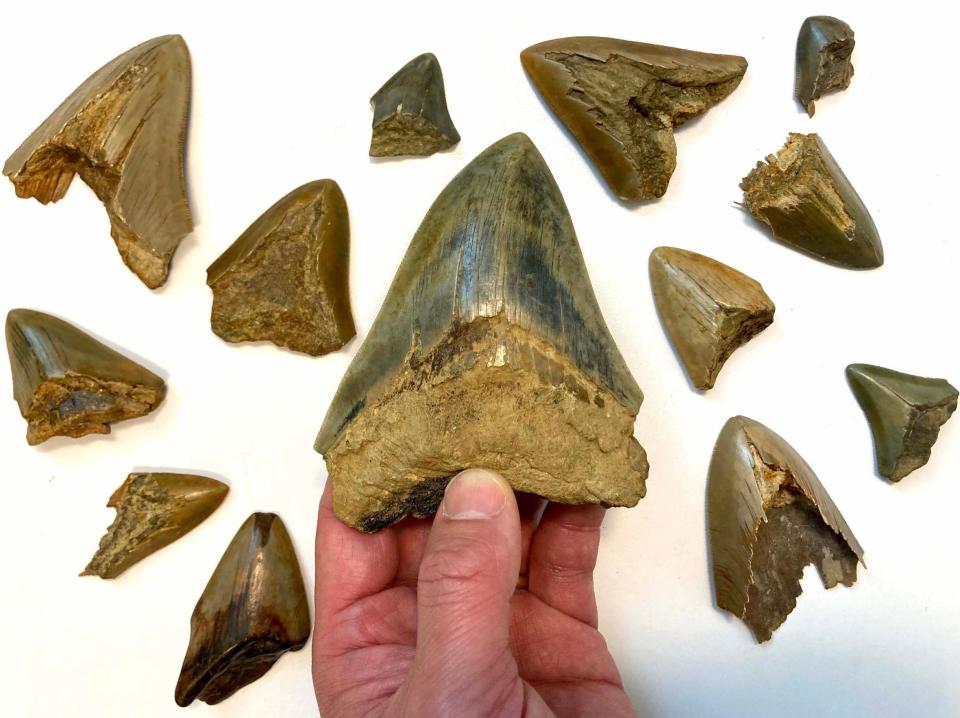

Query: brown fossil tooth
[
  {"left": 175, "top": 512, "right": 310, "bottom": 707},
  {"left": 708, "top": 416, "right": 864, "bottom": 643},
  {"left": 5, "top": 309, "right": 166, "bottom": 445},
  {"left": 369, "top": 53, "right": 460, "bottom": 157},
  {"left": 795, "top": 16, "right": 855, "bottom": 117},
  {"left": 206, "top": 180, "right": 356, "bottom": 356},
  {"left": 315, "top": 133, "right": 648, "bottom": 532},
  {"left": 3, "top": 35, "right": 192, "bottom": 288},
  {"left": 82, "top": 472, "right": 228, "bottom": 579},
  {"left": 846, "top": 364, "right": 958, "bottom": 481},
  {"left": 740, "top": 133, "right": 883, "bottom": 269},
  {"left": 521, "top": 37, "right": 747, "bottom": 201},
  {"left": 649, "top": 247, "right": 774, "bottom": 390}
]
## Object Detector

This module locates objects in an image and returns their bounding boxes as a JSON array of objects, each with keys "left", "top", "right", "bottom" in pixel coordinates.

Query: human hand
[{"left": 313, "top": 468, "right": 635, "bottom": 717}]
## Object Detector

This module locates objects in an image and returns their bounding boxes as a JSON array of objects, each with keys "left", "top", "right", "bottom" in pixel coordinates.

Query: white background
[{"left": 1, "top": 1, "right": 957, "bottom": 716}]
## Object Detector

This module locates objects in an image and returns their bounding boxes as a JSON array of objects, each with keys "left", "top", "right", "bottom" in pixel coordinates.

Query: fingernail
[{"left": 442, "top": 469, "right": 508, "bottom": 520}]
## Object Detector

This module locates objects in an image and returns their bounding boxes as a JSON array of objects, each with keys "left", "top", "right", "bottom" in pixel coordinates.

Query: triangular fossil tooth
[
  {"left": 520, "top": 37, "right": 747, "bottom": 201},
  {"left": 5, "top": 309, "right": 166, "bottom": 445},
  {"left": 795, "top": 16, "right": 855, "bottom": 117},
  {"left": 740, "top": 133, "right": 883, "bottom": 269},
  {"left": 649, "top": 247, "right": 774, "bottom": 391},
  {"left": 82, "top": 472, "right": 228, "bottom": 579},
  {"left": 846, "top": 364, "right": 958, "bottom": 482},
  {"left": 708, "top": 416, "right": 864, "bottom": 643},
  {"left": 174, "top": 512, "right": 310, "bottom": 707},
  {"left": 3, "top": 35, "right": 192, "bottom": 289},
  {"left": 369, "top": 53, "right": 460, "bottom": 157},
  {"left": 314, "top": 132, "right": 648, "bottom": 532},
  {"left": 206, "top": 180, "right": 356, "bottom": 356}
]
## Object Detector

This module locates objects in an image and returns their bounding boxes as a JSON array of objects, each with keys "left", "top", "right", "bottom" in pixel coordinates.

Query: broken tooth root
[{"left": 795, "top": 16, "right": 855, "bottom": 117}]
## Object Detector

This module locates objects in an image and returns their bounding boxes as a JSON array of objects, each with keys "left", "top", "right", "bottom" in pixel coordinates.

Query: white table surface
[{"left": 2, "top": 1, "right": 957, "bottom": 715}]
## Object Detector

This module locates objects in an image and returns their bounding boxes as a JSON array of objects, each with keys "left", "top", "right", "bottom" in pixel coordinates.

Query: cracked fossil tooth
[
  {"left": 846, "top": 364, "right": 958, "bottom": 482},
  {"left": 649, "top": 247, "right": 774, "bottom": 391},
  {"left": 795, "top": 16, "right": 855, "bottom": 117},
  {"left": 83, "top": 472, "right": 228, "bottom": 579},
  {"left": 708, "top": 416, "right": 864, "bottom": 643},
  {"left": 206, "top": 180, "right": 356, "bottom": 356},
  {"left": 175, "top": 512, "right": 309, "bottom": 707},
  {"left": 521, "top": 37, "right": 747, "bottom": 201},
  {"left": 740, "top": 133, "right": 883, "bottom": 269},
  {"left": 369, "top": 53, "right": 460, "bottom": 157},
  {"left": 3, "top": 35, "right": 192, "bottom": 289},
  {"left": 5, "top": 309, "right": 166, "bottom": 445},
  {"left": 315, "top": 133, "right": 648, "bottom": 532}
]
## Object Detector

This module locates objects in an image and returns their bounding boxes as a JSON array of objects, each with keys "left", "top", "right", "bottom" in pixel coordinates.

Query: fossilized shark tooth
[
  {"left": 649, "top": 247, "right": 774, "bottom": 391},
  {"left": 3, "top": 35, "right": 192, "bottom": 288},
  {"left": 795, "top": 16, "right": 855, "bottom": 117},
  {"left": 708, "top": 416, "right": 864, "bottom": 643},
  {"left": 175, "top": 512, "right": 309, "bottom": 707},
  {"left": 846, "top": 364, "right": 958, "bottom": 482},
  {"left": 82, "top": 472, "right": 228, "bottom": 579},
  {"left": 5, "top": 309, "right": 166, "bottom": 445},
  {"left": 315, "top": 133, "right": 648, "bottom": 532},
  {"left": 369, "top": 53, "right": 460, "bottom": 157},
  {"left": 520, "top": 37, "right": 747, "bottom": 201},
  {"left": 740, "top": 133, "right": 883, "bottom": 269},
  {"left": 206, "top": 180, "right": 356, "bottom": 356}
]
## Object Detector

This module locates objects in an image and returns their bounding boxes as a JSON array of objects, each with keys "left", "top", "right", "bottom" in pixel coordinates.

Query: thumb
[{"left": 409, "top": 469, "right": 522, "bottom": 709}]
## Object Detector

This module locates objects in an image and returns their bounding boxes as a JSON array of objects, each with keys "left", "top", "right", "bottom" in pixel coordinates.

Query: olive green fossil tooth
[
  {"left": 3, "top": 35, "right": 192, "bottom": 289},
  {"left": 520, "top": 37, "right": 747, "bottom": 201},
  {"left": 740, "top": 133, "right": 883, "bottom": 269},
  {"left": 795, "top": 16, "right": 855, "bottom": 117},
  {"left": 206, "top": 180, "right": 356, "bottom": 356},
  {"left": 315, "top": 133, "right": 648, "bottom": 532},
  {"left": 708, "top": 416, "right": 864, "bottom": 643},
  {"left": 649, "top": 247, "right": 774, "bottom": 391},
  {"left": 175, "top": 512, "right": 310, "bottom": 707},
  {"left": 5, "top": 309, "right": 166, "bottom": 445},
  {"left": 82, "top": 472, "right": 228, "bottom": 579},
  {"left": 846, "top": 364, "right": 958, "bottom": 482},
  {"left": 369, "top": 53, "right": 460, "bottom": 158}
]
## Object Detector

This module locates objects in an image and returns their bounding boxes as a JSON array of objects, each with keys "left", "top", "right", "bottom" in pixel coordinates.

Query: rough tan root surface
[
  {"left": 370, "top": 113, "right": 456, "bottom": 157},
  {"left": 325, "top": 317, "right": 647, "bottom": 532}
]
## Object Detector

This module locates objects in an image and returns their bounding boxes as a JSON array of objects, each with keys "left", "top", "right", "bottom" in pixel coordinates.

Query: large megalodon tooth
[
  {"left": 206, "top": 179, "right": 356, "bottom": 356},
  {"left": 521, "top": 37, "right": 747, "bottom": 201},
  {"left": 5, "top": 308, "right": 166, "bottom": 445},
  {"left": 175, "top": 513, "right": 310, "bottom": 707},
  {"left": 708, "top": 416, "right": 864, "bottom": 642},
  {"left": 83, "top": 472, "right": 228, "bottom": 579},
  {"left": 3, "top": 35, "right": 192, "bottom": 288},
  {"left": 795, "top": 16, "right": 855, "bottom": 117},
  {"left": 315, "top": 133, "right": 648, "bottom": 532}
]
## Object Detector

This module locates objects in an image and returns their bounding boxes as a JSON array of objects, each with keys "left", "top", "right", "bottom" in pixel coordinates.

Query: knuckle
[{"left": 418, "top": 535, "right": 499, "bottom": 599}]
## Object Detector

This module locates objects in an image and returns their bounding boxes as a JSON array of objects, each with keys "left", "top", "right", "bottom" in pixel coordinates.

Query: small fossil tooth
[
  {"left": 649, "top": 247, "right": 774, "bottom": 391},
  {"left": 5, "top": 309, "right": 166, "bottom": 445},
  {"left": 846, "top": 364, "right": 958, "bottom": 481},
  {"left": 175, "top": 512, "right": 309, "bottom": 707},
  {"left": 206, "top": 180, "right": 356, "bottom": 356},
  {"left": 315, "top": 133, "right": 648, "bottom": 532},
  {"left": 3, "top": 35, "right": 192, "bottom": 289},
  {"left": 795, "top": 16, "right": 855, "bottom": 117},
  {"left": 82, "top": 472, "right": 228, "bottom": 579},
  {"left": 521, "top": 37, "right": 747, "bottom": 201},
  {"left": 708, "top": 416, "right": 864, "bottom": 642},
  {"left": 369, "top": 53, "right": 460, "bottom": 157},
  {"left": 740, "top": 133, "right": 883, "bottom": 269}
]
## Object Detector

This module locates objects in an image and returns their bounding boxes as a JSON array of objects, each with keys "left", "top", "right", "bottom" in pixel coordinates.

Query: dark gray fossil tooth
[
  {"left": 175, "top": 513, "right": 310, "bottom": 707},
  {"left": 5, "top": 308, "right": 166, "bottom": 445},
  {"left": 315, "top": 132, "right": 648, "bottom": 532},
  {"left": 846, "top": 364, "right": 958, "bottom": 481},
  {"left": 795, "top": 16, "right": 855, "bottom": 117},
  {"left": 708, "top": 416, "right": 864, "bottom": 643},
  {"left": 3, "top": 35, "right": 192, "bottom": 289},
  {"left": 369, "top": 53, "right": 460, "bottom": 158}
]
